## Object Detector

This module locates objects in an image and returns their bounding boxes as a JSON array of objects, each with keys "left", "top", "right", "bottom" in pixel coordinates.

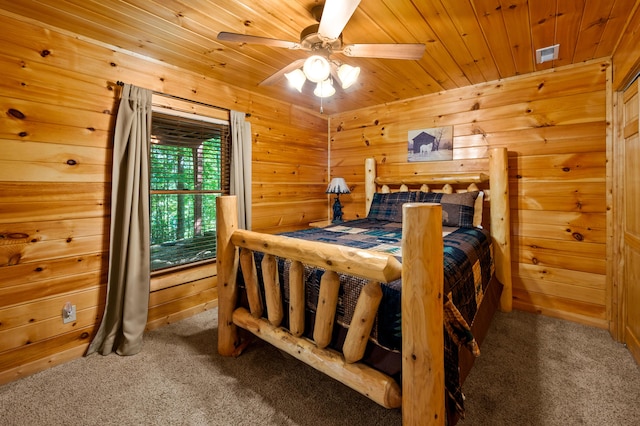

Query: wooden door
[{"left": 621, "top": 79, "right": 640, "bottom": 363}]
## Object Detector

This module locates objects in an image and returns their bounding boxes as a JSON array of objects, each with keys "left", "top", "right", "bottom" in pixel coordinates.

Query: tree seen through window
[{"left": 150, "top": 112, "right": 230, "bottom": 271}]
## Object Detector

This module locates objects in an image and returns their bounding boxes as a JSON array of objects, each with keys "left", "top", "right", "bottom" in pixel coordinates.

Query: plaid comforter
[{"left": 246, "top": 218, "right": 494, "bottom": 417}]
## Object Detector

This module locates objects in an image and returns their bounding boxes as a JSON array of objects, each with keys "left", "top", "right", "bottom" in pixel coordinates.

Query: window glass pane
[
  {"left": 202, "top": 139, "right": 223, "bottom": 191},
  {"left": 150, "top": 144, "right": 195, "bottom": 190},
  {"left": 150, "top": 111, "right": 230, "bottom": 272},
  {"left": 150, "top": 193, "right": 219, "bottom": 270}
]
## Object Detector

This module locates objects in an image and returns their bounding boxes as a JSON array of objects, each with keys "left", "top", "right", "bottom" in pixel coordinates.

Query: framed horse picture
[{"left": 407, "top": 126, "right": 453, "bottom": 162}]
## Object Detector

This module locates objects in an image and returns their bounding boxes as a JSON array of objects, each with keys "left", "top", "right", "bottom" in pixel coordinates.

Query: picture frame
[{"left": 407, "top": 126, "right": 454, "bottom": 162}]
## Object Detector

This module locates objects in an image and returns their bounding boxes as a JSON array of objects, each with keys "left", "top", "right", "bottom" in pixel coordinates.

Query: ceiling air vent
[{"left": 536, "top": 44, "right": 559, "bottom": 64}]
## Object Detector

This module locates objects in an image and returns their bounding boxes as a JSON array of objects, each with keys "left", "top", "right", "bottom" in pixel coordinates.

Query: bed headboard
[{"left": 364, "top": 147, "right": 512, "bottom": 312}]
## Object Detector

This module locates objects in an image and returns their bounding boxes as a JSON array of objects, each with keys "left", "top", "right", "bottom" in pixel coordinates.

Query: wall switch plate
[{"left": 62, "top": 302, "right": 76, "bottom": 324}]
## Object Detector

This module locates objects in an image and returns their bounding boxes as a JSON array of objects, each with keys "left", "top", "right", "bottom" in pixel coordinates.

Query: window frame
[{"left": 149, "top": 105, "right": 230, "bottom": 274}]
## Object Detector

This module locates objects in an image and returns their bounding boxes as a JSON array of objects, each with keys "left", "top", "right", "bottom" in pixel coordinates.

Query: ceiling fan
[{"left": 216, "top": 0, "right": 425, "bottom": 98}]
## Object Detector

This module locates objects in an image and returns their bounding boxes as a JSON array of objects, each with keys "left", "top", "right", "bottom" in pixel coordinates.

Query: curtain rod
[{"left": 115, "top": 81, "right": 250, "bottom": 117}]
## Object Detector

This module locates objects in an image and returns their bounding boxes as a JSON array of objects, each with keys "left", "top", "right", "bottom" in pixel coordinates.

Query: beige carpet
[{"left": 1, "top": 308, "right": 639, "bottom": 425}]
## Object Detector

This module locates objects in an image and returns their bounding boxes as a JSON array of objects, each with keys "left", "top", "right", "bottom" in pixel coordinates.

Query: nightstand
[{"left": 309, "top": 220, "right": 332, "bottom": 228}]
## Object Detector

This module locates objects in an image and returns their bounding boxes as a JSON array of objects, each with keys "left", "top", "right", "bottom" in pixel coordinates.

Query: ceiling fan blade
[
  {"left": 317, "top": 0, "right": 361, "bottom": 40},
  {"left": 341, "top": 43, "right": 426, "bottom": 60},
  {"left": 217, "top": 32, "right": 300, "bottom": 49},
  {"left": 259, "top": 59, "right": 306, "bottom": 86}
]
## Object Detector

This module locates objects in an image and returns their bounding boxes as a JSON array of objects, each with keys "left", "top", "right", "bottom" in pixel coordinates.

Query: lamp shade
[
  {"left": 314, "top": 79, "right": 335, "bottom": 98},
  {"left": 337, "top": 64, "right": 360, "bottom": 89},
  {"left": 326, "top": 177, "right": 350, "bottom": 194},
  {"left": 284, "top": 68, "right": 306, "bottom": 92},
  {"left": 303, "top": 55, "right": 331, "bottom": 83}
]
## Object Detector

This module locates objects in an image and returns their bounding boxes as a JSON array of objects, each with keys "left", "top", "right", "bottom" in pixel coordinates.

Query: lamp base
[{"left": 332, "top": 195, "right": 344, "bottom": 223}]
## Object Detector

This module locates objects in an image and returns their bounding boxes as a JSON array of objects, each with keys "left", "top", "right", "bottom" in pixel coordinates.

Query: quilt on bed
[{"left": 243, "top": 218, "right": 494, "bottom": 417}]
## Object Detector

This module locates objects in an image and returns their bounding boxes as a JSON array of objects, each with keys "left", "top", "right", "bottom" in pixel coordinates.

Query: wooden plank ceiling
[{"left": 0, "top": 0, "right": 637, "bottom": 114}]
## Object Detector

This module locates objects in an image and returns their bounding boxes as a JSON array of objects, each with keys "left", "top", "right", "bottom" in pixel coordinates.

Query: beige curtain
[
  {"left": 86, "top": 84, "right": 152, "bottom": 356},
  {"left": 230, "top": 110, "right": 252, "bottom": 230}
]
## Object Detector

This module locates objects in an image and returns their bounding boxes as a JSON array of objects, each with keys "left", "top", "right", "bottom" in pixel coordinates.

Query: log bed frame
[{"left": 215, "top": 147, "right": 512, "bottom": 425}]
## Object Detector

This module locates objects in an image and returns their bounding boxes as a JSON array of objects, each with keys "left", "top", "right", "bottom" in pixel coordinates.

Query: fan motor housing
[{"left": 300, "top": 24, "right": 343, "bottom": 52}]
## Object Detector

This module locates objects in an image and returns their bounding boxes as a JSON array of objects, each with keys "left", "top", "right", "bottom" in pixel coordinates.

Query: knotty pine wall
[
  {"left": 329, "top": 59, "right": 611, "bottom": 329},
  {"left": 612, "top": 2, "right": 640, "bottom": 91},
  {"left": 0, "top": 12, "right": 328, "bottom": 385}
]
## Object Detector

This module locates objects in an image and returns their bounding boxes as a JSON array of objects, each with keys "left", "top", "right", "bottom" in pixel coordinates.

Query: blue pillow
[
  {"left": 415, "top": 191, "right": 479, "bottom": 228},
  {"left": 367, "top": 192, "right": 416, "bottom": 222}
]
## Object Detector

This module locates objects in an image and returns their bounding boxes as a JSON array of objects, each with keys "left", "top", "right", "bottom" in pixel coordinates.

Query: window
[{"left": 150, "top": 110, "right": 230, "bottom": 271}]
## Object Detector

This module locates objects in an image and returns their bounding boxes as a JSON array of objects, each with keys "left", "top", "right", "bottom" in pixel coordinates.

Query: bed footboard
[{"left": 216, "top": 195, "right": 445, "bottom": 422}]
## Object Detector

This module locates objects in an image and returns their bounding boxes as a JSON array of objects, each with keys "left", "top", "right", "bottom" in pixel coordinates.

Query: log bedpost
[
  {"left": 365, "top": 157, "right": 376, "bottom": 216},
  {"left": 489, "top": 147, "right": 512, "bottom": 312},
  {"left": 216, "top": 195, "right": 240, "bottom": 356},
  {"left": 402, "top": 203, "right": 445, "bottom": 425}
]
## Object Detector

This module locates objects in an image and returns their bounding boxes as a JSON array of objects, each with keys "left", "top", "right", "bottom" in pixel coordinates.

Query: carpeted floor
[{"left": 1, "top": 308, "right": 638, "bottom": 425}]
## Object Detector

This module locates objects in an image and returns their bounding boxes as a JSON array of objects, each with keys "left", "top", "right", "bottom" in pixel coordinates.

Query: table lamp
[{"left": 326, "top": 177, "right": 350, "bottom": 223}]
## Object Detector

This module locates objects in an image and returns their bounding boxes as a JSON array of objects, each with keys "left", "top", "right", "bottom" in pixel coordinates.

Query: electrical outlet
[{"left": 62, "top": 302, "right": 76, "bottom": 324}]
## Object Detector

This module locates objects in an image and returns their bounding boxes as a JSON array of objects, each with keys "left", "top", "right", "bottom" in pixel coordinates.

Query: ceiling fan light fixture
[
  {"left": 337, "top": 64, "right": 360, "bottom": 89},
  {"left": 284, "top": 68, "right": 306, "bottom": 92},
  {"left": 217, "top": 0, "right": 428, "bottom": 104},
  {"left": 303, "top": 55, "right": 331, "bottom": 83},
  {"left": 314, "top": 79, "right": 335, "bottom": 98}
]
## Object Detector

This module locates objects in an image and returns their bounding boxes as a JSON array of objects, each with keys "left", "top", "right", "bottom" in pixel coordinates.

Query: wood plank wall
[
  {"left": 612, "top": 2, "right": 640, "bottom": 91},
  {"left": 0, "top": 12, "right": 328, "bottom": 385},
  {"left": 329, "top": 60, "right": 611, "bottom": 329}
]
